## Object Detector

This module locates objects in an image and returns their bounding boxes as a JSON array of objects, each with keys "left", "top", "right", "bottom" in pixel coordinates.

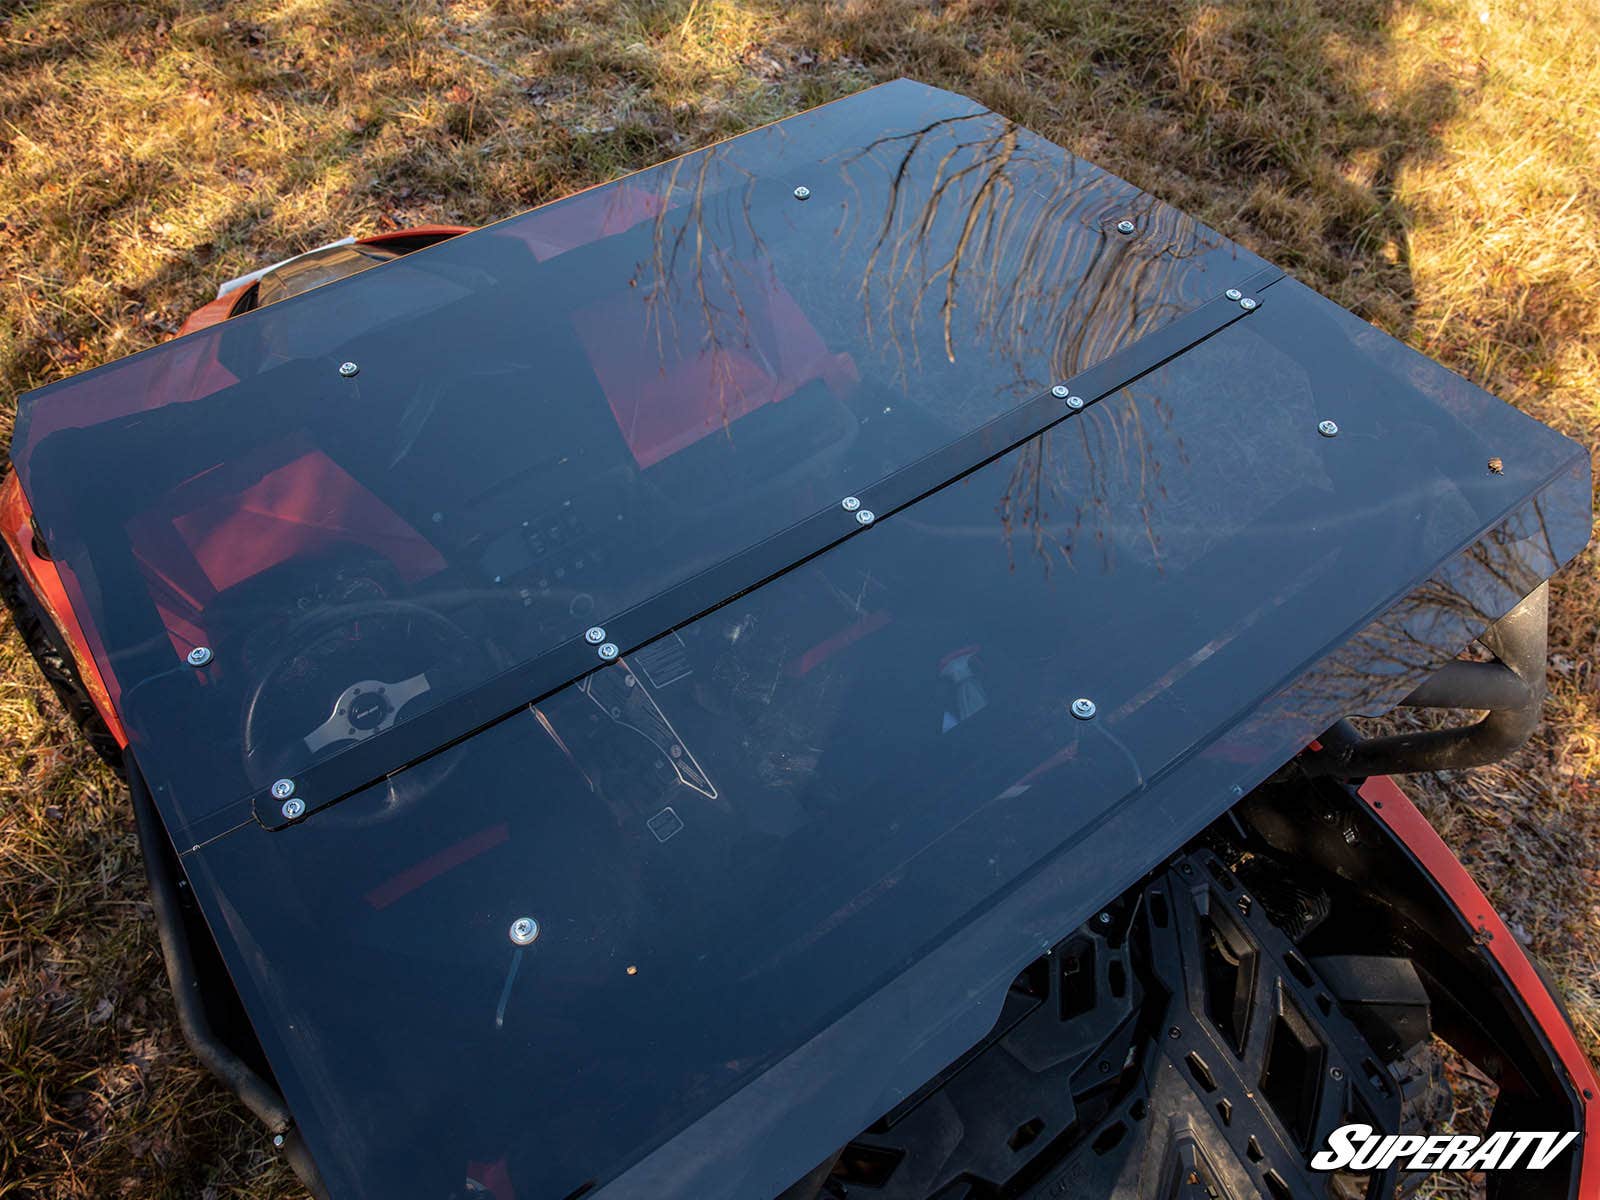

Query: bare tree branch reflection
[
  {"left": 1268, "top": 509, "right": 1556, "bottom": 734},
  {"left": 626, "top": 107, "right": 1227, "bottom": 572}
]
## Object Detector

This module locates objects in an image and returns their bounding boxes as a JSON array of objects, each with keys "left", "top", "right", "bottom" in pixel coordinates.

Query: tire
[{"left": 0, "top": 536, "right": 124, "bottom": 771}]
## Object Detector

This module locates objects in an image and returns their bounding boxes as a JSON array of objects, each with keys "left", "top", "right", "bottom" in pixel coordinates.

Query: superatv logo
[{"left": 1312, "top": 1123, "right": 1577, "bottom": 1172}]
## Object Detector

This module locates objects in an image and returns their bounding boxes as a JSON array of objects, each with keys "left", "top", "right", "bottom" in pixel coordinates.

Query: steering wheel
[{"left": 241, "top": 599, "right": 495, "bottom": 822}]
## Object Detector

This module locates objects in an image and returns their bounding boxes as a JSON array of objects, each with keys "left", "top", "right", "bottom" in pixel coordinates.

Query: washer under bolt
[
  {"left": 1116, "top": 219, "right": 1136, "bottom": 235},
  {"left": 1168, "top": 1026, "right": 1182, "bottom": 1039},
  {"left": 1051, "top": 384, "right": 1070, "bottom": 399},
  {"left": 598, "top": 642, "right": 619, "bottom": 661},
  {"left": 509, "top": 916, "right": 540, "bottom": 945},
  {"left": 185, "top": 646, "right": 213, "bottom": 668},
  {"left": 1225, "top": 288, "right": 1243, "bottom": 301},
  {"left": 280, "top": 798, "right": 305, "bottom": 821},
  {"left": 338, "top": 361, "right": 359, "bottom": 378},
  {"left": 793, "top": 185, "right": 811, "bottom": 201},
  {"left": 584, "top": 626, "right": 607, "bottom": 645},
  {"left": 1097, "top": 911, "right": 1112, "bottom": 926},
  {"left": 1239, "top": 297, "right": 1258, "bottom": 311},
  {"left": 855, "top": 509, "right": 875, "bottom": 526},
  {"left": 1065, "top": 394, "right": 1085, "bottom": 410},
  {"left": 1319, "top": 419, "right": 1340, "bottom": 438},
  {"left": 273, "top": 1134, "right": 286, "bottom": 1149},
  {"left": 841, "top": 496, "right": 861, "bottom": 512},
  {"left": 1329, "top": 1066, "right": 1345, "bottom": 1081},
  {"left": 270, "top": 778, "right": 296, "bottom": 800},
  {"left": 1071, "top": 697, "right": 1097, "bottom": 720}
]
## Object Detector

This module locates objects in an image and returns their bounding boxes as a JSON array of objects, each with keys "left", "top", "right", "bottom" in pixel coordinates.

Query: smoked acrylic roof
[{"left": 8, "top": 80, "right": 1592, "bottom": 1200}]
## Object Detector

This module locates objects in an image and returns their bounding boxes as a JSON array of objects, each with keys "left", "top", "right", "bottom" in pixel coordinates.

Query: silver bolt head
[
  {"left": 793, "top": 185, "right": 811, "bottom": 201},
  {"left": 584, "top": 626, "right": 607, "bottom": 644},
  {"left": 598, "top": 642, "right": 619, "bottom": 661},
  {"left": 273, "top": 1133, "right": 286, "bottom": 1149},
  {"left": 1051, "top": 384, "right": 1070, "bottom": 399},
  {"left": 1115, "top": 219, "right": 1136, "bottom": 234},
  {"left": 1071, "top": 697, "right": 1097, "bottom": 719},
  {"left": 1225, "top": 288, "right": 1243, "bottom": 301},
  {"left": 841, "top": 496, "right": 861, "bottom": 512},
  {"left": 280, "top": 797, "right": 306, "bottom": 821},
  {"left": 185, "top": 645, "right": 213, "bottom": 668},
  {"left": 1066, "top": 395, "right": 1085, "bottom": 410},
  {"left": 509, "top": 916, "right": 540, "bottom": 945},
  {"left": 338, "top": 360, "right": 360, "bottom": 378},
  {"left": 270, "top": 778, "right": 296, "bottom": 800},
  {"left": 1239, "top": 296, "right": 1258, "bottom": 311},
  {"left": 1097, "top": 911, "right": 1112, "bottom": 925},
  {"left": 1318, "top": 419, "right": 1340, "bottom": 438},
  {"left": 855, "top": 509, "right": 875, "bottom": 526}
]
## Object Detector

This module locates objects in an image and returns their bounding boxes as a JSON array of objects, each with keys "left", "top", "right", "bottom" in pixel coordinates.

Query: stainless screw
[
  {"left": 186, "top": 646, "right": 213, "bottom": 668},
  {"left": 338, "top": 361, "right": 359, "bottom": 378},
  {"left": 584, "top": 626, "right": 607, "bottom": 644},
  {"left": 1319, "top": 419, "right": 1340, "bottom": 438},
  {"left": 1116, "top": 219, "right": 1136, "bottom": 235},
  {"left": 855, "top": 509, "right": 875, "bottom": 526},
  {"left": 1225, "top": 288, "right": 1243, "bottom": 301},
  {"left": 1097, "top": 911, "right": 1112, "bottom": 925},
  {"left": 280, "top": 798, "right": 305, "bottom": 821},
  {"left": 793, "top": 185, "right": 811, "bottom": 201},
  {"left": 1072, "top": 697, "right": 1097, "bottom": 720},
  {"left": 1239, "top": 297, "right": 1258, "bottom": 311},
  {"left": 270, "top": 779, "right": 296, "bottom": 800},
  {"left": 273, "top": 1134, "right": 286, "bottom": 1149},
  {"left": 598, "top": 642, "right": 619, "bottom": 661},
  {"left": 841, "top": 496, "right": 861, "bottom": 512},
  {"left": 1051, "top": 384, "right": 1070, "bottom": 399},
  {"left": 1329, "top": 1066, "right": 1345, "bottom": 1081},
  {"left": 509, "top": 916, "right": 540, "bottom": 945},
  {"left": 1168, "top": 1026, "right": 1182, "bottom": 1039},
  {"left": 1065, "top": 395, "right": 1085, "bottom": 410}
]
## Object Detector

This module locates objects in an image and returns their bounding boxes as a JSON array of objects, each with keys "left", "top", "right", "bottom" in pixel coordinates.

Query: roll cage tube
[
  {"left": 1301, "top": 581, "right": 1548, "bottom": 778},
  {"left": 128, "top": 759, "right": 333, "bottom": 1199}
]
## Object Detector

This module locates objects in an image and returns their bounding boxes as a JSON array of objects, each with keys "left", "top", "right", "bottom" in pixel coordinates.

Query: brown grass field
[{"left": 1, "top": 0, "right": 1598, "bottom": 1196}]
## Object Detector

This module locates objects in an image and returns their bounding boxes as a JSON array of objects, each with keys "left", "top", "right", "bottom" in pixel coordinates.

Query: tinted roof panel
[
  {"left": 12, "top": 80, "right": 1590, "bottom": 1200},
  {"left": 12, "top": 80, "right": 1266, "bottom": 835},
  {"left": 182, "top": 276, "right": 1588, "bottom": 1200}
]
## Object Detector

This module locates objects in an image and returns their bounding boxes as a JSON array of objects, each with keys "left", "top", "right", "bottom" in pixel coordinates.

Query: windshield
[{"left": 250, "top": 242, "right": 402, "bottom": 309}]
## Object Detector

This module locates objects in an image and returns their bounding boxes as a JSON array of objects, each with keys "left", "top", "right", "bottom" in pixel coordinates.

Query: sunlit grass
[{"left": 2, "top": 0, "right": 1597, "bottom": 1194}]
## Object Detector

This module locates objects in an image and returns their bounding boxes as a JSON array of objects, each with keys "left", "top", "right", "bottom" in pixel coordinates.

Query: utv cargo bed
[{"left": 8, "top": 80, "right": 1590, "bottom": 1199}]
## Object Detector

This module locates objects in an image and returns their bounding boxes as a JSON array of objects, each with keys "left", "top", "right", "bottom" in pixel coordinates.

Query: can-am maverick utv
[{"left": 2, "top": 81, "right": 1594, "bottom": 1200}]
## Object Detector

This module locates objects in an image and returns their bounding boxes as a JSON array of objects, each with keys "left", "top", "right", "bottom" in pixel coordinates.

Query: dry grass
[{"left": 1, "top": 0, "right": 1596, "bottom": 1196}]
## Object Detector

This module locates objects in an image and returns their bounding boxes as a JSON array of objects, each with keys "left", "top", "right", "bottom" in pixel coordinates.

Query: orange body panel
[{"left": 0, "top": 472, "right": 128, "bottom": 745}]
